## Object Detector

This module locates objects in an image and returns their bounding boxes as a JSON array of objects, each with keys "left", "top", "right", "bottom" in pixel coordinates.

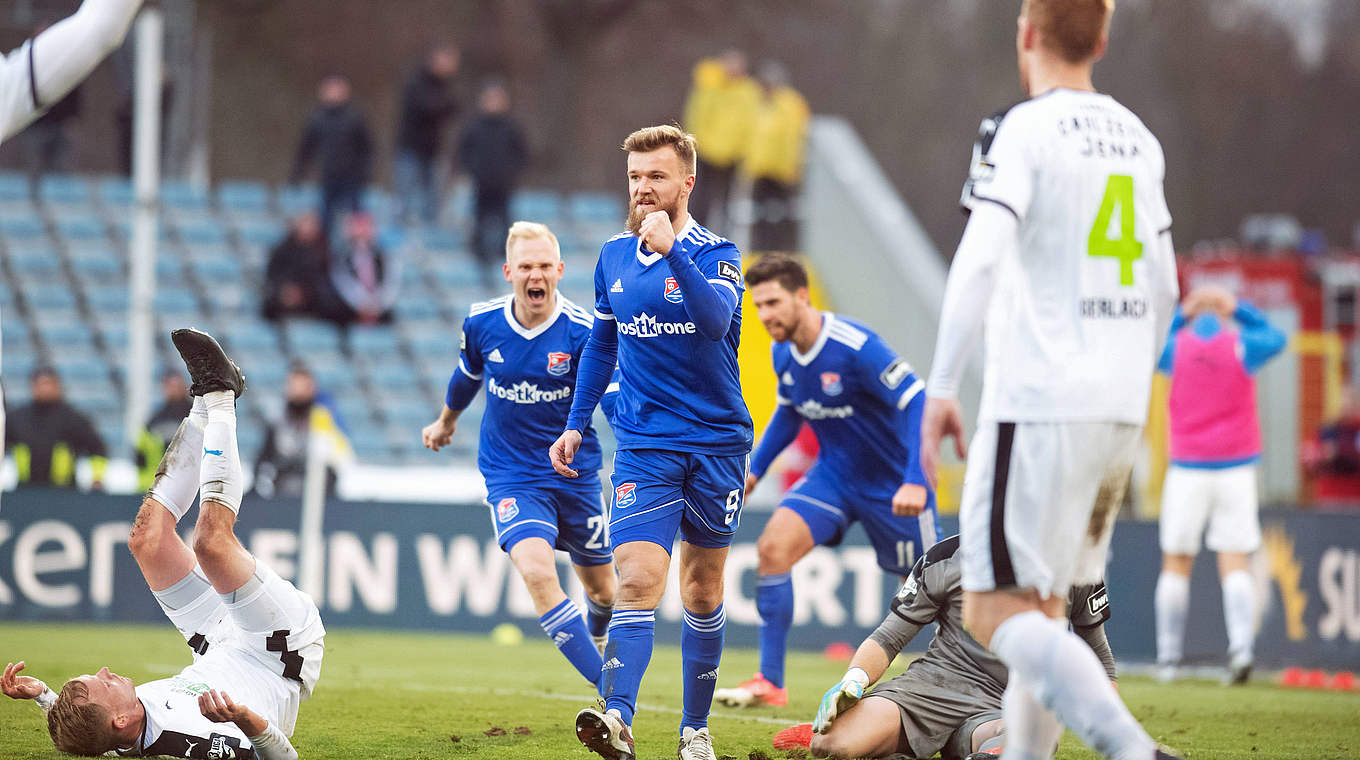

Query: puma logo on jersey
[
  {"left": 611, "top": 279, "right": 624, "bottom": 293},
  {"left": 183, "top": 741, "right": 198, "bottom": 757},
  {"left": 488, "top": 348, "right": 505, "bottom": 363}
]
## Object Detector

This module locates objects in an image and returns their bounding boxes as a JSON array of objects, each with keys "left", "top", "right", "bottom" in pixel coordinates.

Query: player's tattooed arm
[{"left": 1, "top": 662, "right": 57, "bottom": 711}]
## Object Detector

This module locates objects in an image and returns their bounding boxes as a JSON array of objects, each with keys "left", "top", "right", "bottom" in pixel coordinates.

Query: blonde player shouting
[{"left": 922, "top": 1, "right": 1181, "bottom": 759}]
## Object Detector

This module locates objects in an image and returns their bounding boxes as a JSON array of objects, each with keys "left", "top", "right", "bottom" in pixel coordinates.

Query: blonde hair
[
  {"left": 621, "top": 124, "right": 697, "bottom": 175},
  {"left": 504, "top": 220, "right": 561, "bottom": 261},
  {"left": 47, "top": 680, "right": 112, "bottom": 756},
  {"left": 1023, "top": 0, "right": 1113, "bottom": 63}
]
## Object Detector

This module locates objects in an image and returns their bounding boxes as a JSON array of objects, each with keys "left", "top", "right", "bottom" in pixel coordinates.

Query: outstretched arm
[
  {"left": 749, "top": 404, "right": 802, "bottom": 483},
  {"left": 2, "top": 661, "right": 58, "bottom": 712},
  {"left": 0, "top": 0, "right": 142, "bottom": 141}
]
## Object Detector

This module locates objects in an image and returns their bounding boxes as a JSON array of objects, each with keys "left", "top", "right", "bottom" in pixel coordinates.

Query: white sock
[
  {"left": 1221, "top": 569, "right": 1256, "bottom": 666},
  {"left": 146, "top": 397, "right": 208, "bottom": 522},
  {"left": 1154, "top": 571, "right": 1189, "bottom": 666},
  {"left": 992, "top": 610, "right": 1155, "bottom": 760},
  {"left": 1000, "top": 671, "right": 1063, "bottom": 760},
  {"left": 200, "top": 391, "right": 243, "bottom": 514}
]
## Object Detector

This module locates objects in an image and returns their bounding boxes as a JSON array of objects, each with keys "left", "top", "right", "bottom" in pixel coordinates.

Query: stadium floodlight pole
[{"left": 123, "top": 6, "right": 162, "bottom": 459}]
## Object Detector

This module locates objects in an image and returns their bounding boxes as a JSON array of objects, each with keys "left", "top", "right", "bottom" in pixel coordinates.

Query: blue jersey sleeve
[
  {"left": 859, "top": 335, "right": 927, "bottom": 487},
  {"left": 1157, "top": 307, "right": 1187, "bottom": 374},
  {"left": 600, "top": 367, "right": 621, "bottom": 426},
  {"left": 445, "top": 316, "right": 483, "bottom": 411},
  {"left": 566, "top": 317, "right": 617, "bottom": 432},
  {"left": 750, "top": 403, "right": 802, "bottom": 480},
  {"left": 1234, "top": 300, "right": 1287, "bottom": 374},
  {"left": 665, "top": 239, "right": 741, "bottom": 340},
  {"left": 592, "top": 250, "right": 614, "bottom": 321}
]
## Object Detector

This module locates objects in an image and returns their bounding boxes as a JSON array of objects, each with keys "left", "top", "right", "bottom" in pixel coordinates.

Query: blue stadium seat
[
  {"left": 282, "top": 319, "right": 343, "bottom": 353},
  {"left": 403, "top": 327, "right": 456, "bottom": 358},
  {"left": 85, "top": 285, "right": 130, "bottom": 316},
  {"left": 2, "top": 316, "right": 32, "bottom": 344},
  {"left": 161, "top": 180, "right": 210, "bottom": 211},
  {"left": 1, "top": 216, "right": 47, "bottom": 241},
  {"left": 202, "top": 284, "right": 259, "bottom": 315},
  {"left": 311, "top": 361, "right": 358, "bottom": 394},
  {"left": 154, "top": 289, "right": 202, "bottom": 320},
  {"left": 3, "top": 352, "right": 37, "bottom": 383},
  {"left": 237, "top": 354, "right": 287, "bottom": 392},
  {"left": 177, "top": 218, "right": 229, "bottom": 246},
  {"left": 67, "top": 245, "right": 123, "bottom": 278},
  {"left": 55, "top": 215, "right": 108, "bottom": 241},
  {"left": 98, "top": 322, "right": 128, "bottom": 353},
  {"left": 350, "top": 435, "right": 393, "bottom": 462},
  {"left": 278, "top": 186, "right": 320, "bottom": 216},
  {"left": 367, "top": 362, "right": 421, "bottom": 392},
  {"left": 392, "top": 297, "right": 443, "bottom": 323},
  {"left": 222, "top": 323, "right": 281, "bottom": 354},
  {"left": 38, "top": 322, "right": 95, "bottom": 348},
  {"left": 348, "top": 325, "right": 402, "bottom": 359},
  {"left": 97, "top": 177, "right": 134, "bottom": 207},
  {"left": 217, "top": 181, "right": 271, "bottom": 215},
  {"left": 51, "top": 355, "right": 110, "bottom": 384},
  {"left": 569, "top": 192, "right": 623, "bottom": 224},
  {"left": 235, "top": 219, "right": 283, "bottom": 248},
  {"left": 0, "top": 172, "right": 30, "bottom": 203},
  {"left": 418, "top": 226, "right": 463, "bottom": 252},
  {"left": 511, "top": 190, "right": 562, "bottom": 223},
  {"left": 192, "top": 256, "right": 243, "bottom": 283},
  {"left": 7, "top": 246, "right": 63, "bottom": 280},
  {"left": 38, "top": 175, "right": 91, "bottom": 206},
  {"left": 25, "top": 283, "right": 77, "bottom": 311}
]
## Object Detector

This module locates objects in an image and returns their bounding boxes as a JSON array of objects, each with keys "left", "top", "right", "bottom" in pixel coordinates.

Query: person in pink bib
[{"left": 1154, "top": 285, "right": 1286, "bottom": 685}]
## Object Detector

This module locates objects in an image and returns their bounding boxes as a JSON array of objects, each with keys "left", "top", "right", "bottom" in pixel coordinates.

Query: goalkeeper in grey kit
[{"left": 775, "top": 536, "right": 1116, "bottom": 760}]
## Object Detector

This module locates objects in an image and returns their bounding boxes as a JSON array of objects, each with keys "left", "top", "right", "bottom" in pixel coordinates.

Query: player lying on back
[
  {"left": 0, "top": 0, "right": 142, "bottom": 140},
  {"left": 2, "top": 329, "right": 324, "bottom": 758},
  {"left": 715, "top": 253, "right": 937, "bottom": 709},
  {"left": 772, "top": 536, "right": 1116, "bottom": 760},
  {"left": 423, "top": 221, "right": 616, "bottom": 688},
  {"left": 551, "top": 125, "right": 753, "bottom": 760}
]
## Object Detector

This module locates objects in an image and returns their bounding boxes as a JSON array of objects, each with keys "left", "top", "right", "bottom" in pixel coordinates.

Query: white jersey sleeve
[
  {"left": 961, "top": 105, "right": 1034, "bottom": 221},
  {"left": 0, "top": 0, "right": 142, "bottom": 141}
]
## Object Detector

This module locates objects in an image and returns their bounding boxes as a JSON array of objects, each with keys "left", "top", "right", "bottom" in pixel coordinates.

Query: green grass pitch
[{"left": 1, "top": 622, "right": 1356, "bottom": 759}]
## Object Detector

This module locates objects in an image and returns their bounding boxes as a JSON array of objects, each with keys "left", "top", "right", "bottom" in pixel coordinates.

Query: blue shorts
[
  {"left": 486, "top": 478, "right": 612, "bottom": 566},
  {"left": 609, "top": 449, "right": 749, "bottom": 551},
  {"left": 781, "top": 465, "right": 939, "bottom": 575}
]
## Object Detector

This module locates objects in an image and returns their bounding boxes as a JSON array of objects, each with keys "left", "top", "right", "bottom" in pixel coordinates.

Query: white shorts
[
  {"left": 161, "top": 561, "right": 326, "bottom": 705},
  {"left": 1159, "top": 463, "right": 1260, "bottom": 555},
  {"left": 960, "top": 421, "right": 1142, "bottom": 598}
]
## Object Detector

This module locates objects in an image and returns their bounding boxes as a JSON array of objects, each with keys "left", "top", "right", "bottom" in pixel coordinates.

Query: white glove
[{"left": 812, "top": 667, "right": 870, "bottom": 734}]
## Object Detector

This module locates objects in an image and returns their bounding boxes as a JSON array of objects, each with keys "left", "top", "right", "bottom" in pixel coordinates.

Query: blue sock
[
  {"left": 601, "top": 609, "right": 655, "bottom": 726},
  {"left": 680, "top": 604, "right": 726, "bottom": 733},
  {"left": 756, "top": 572, "right": 794, "bottom": 688},
  {"left": 584, "top": 595, "right": 613, "bottom": 639},
  {"left": 539, "top": 599, "right": 603, "bottom": 687}
]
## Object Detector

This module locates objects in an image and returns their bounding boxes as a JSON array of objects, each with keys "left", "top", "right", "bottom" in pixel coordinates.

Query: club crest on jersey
[
  {"left": 496, "top": 497, "right": 519, "bottom": 523},
  {"left": 821, "top": 372, "right": 843, "bottom": 396},
  {"left": 615, "top": 482, "right": 637, "bottom": 508},
  {"left": 547, "top": 351, "right": 571, "bottom": 376},
  {"left": 664, "top": 277, "right": 684, "bottom": 303}
]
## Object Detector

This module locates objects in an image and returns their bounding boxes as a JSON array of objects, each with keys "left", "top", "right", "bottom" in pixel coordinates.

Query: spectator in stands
[
  {"left": 325, "top": 211, "right": 400, "bottom": 325},
  {"left": 134, "top": 368, "right": 193, "bottom": 491},
  {"left": 1304, "top": 387, "right": 1360, "bottom": 504},
  {"left": 290, "top": 74, "right": 373, "bottom": 244},
  {"left": 743, "top": 60, "right": 810, "bottom": 253},
  {"left": 394, "top": 45, "right": 460, "bottom": 225},
  {"left": 254, "top": 364, "right": 320, "bottom": 499},
  {"left": 457, "top": 79, "right": 527, "bottom": 287},
  {"left": 263, "top": 211, "right": 331, "bottom": 322},
  {"left": 683, "top": 49, "right": 759, "bottom": 233},
  {"left": 6, "top": 367, "right": 106, "bottom": 489}
]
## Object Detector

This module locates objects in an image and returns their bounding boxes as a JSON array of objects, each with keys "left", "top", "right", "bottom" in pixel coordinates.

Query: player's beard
[{"left": 626, "top": 193, "right": 679, "bottom": 236}]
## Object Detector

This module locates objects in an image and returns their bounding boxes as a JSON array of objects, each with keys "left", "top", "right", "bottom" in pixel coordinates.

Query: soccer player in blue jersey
[
  {"left": 715, "top": 252, "right": 938, "bottom": 710},
  {"left": 550, "top": 125, "right": 752, "bottom": 760},
  {"left": 422, "top": 221, "right": 616, "bottom": 688}
]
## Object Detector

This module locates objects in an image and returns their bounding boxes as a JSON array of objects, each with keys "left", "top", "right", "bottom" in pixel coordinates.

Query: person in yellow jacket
[
  {"left": 744, "top": 60, "right": 810, "bottom": 253},
  {"left": 7, "top": 366, "right": 107, "bottom": 489},
  {"left": 135, "top": 368, "right": 194, "bottom": 490},
  {"left": 683, "top": 50, "right": 759, "bottom": 232}
]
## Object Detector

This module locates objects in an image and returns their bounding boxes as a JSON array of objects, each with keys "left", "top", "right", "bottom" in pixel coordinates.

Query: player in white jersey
[
  {"left": 0, "top": 0, "right": 145, "bottom": 484},
  {"left": 922, "top": 2, "right": 1180, "bottom": 760},
  {"left": 3, "top": 330, "right": 324, "bottom": 759}
]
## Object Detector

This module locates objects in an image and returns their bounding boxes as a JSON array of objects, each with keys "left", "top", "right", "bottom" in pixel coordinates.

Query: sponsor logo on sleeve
[
  {"left": 547, "top": 351, "right": 571, "bottom": 376},
  {"left": 664, "top": 277, "right": 684, "bottom": 303},
  {"left": 879, "top": 358, "right": 912, "bottom": 389},
  {"left": 717, "top": 260, "right": 742, "bottom": 285},
  {"left": 1087, "top": 588, "right": 1110, "bottom": 617},
  {"left": 497, "top": 498, "right": 519, "bottom": 523},
  {"left": 614, "top": 482, "right": 638, "bottom": 508},
  {"left": 820, "top": 372, "right": 843, "bottom": 396}
]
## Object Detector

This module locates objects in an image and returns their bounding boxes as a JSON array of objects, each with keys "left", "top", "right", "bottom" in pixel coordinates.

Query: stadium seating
[{"left": 0, "top": 170, "right": 621, "bottom": 466}]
